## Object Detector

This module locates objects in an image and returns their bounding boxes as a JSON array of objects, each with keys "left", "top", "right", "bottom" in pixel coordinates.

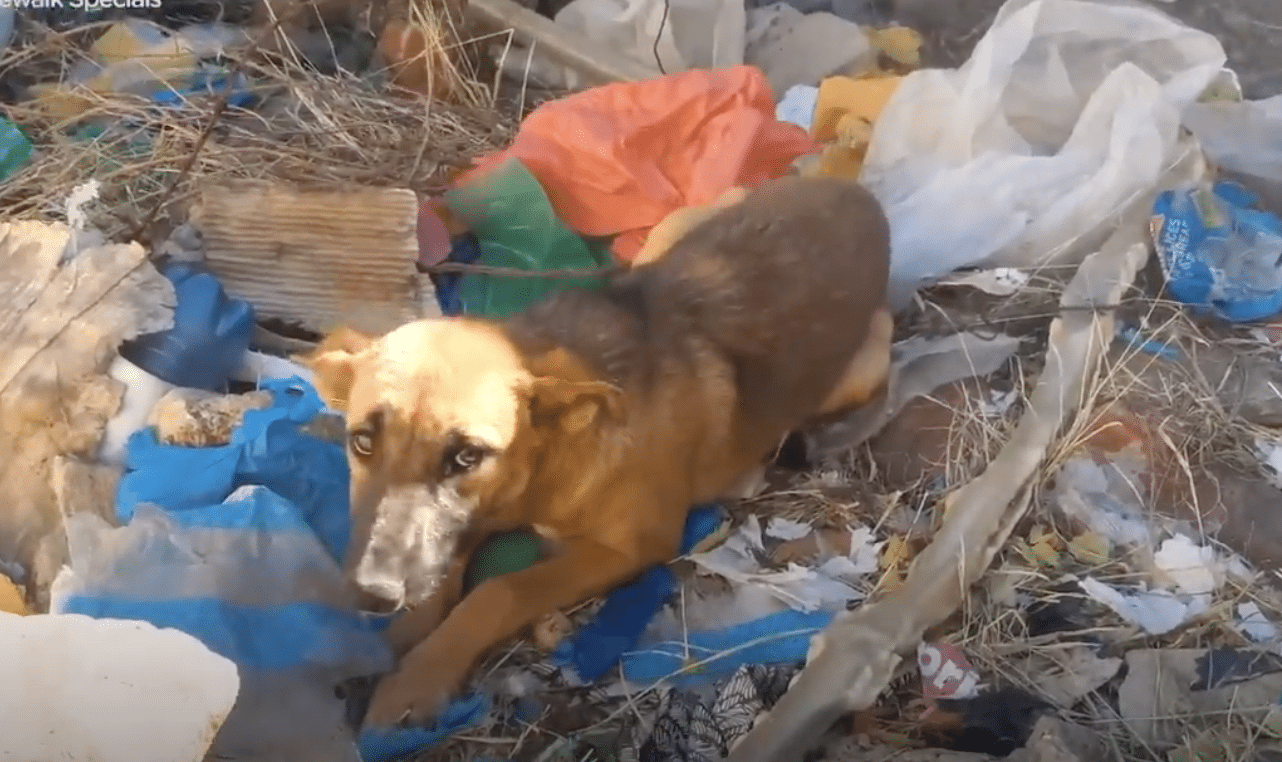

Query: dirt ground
[{"left": 897, "top": 0, "right": 1282, "bottom": 98}]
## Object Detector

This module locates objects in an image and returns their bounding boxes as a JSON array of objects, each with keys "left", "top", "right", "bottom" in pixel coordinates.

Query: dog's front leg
[
  {"left": 362, "top": 537, "right": 649, "bottom": 728},
  {"left": 382, "top": 552, "right": 470, "bottom": 658}
]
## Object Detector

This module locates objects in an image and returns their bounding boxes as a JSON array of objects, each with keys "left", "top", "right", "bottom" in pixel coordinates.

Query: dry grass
[
  {"left": 0, "top": 17, "right": 516, "bottom": 243},
  {"left": 702, "top": 273, "right": 1282, "bottom": 761},
  {"left": 926, "top": 276, "right": 1282, "bottom": 762}
]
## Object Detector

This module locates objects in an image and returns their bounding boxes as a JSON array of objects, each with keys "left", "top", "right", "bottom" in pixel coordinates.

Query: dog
[{"left": 302, "top": 175, "right": 894, "bottom": 728}]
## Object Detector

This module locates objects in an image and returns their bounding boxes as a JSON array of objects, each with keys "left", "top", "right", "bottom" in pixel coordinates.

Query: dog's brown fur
[{"left": 303, "top": 175, "right": 892, "bottom": 728}]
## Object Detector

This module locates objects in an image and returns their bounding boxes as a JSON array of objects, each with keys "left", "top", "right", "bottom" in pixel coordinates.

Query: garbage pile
[{"left": 5, "top": 0, "right": 1282, "bottom": 761}]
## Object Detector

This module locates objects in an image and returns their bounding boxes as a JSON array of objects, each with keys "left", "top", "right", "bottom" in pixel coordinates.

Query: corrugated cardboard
[{"left": 193, "top": 180, "right": 435, "bottom": 335}]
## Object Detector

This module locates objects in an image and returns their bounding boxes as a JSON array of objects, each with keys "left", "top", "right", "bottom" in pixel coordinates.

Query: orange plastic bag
[{"left": 454, "top": 66, "right": 816, "bottom": 263}]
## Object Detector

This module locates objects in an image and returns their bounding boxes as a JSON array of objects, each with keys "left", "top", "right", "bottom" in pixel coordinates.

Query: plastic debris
[
  {"left": 454, "top": 66, "right": 813, "bottom": 264},
  {"left": 1237, "top": 602, "right": 1281, "bottom": 644},
  {"left": 776, "top": 84, "right": 818, "bottom": 130},
  {"left": 54, "top": 378, "right": 485, "bottom": 759},
  {"left": 553, "top": 504, "right": 725, "bottom": 681},
  {"left": 861, "top": 0, "right": 1222, "bottom": 307},
  {"left": 744, "top": 4, "right": 874, "bottom": 98},
  {"left": 1153, "top": 534, "right": 1225, "bottom": 602},
  {"left": 1077, "top": 577, "right": 1197, "bottom": 636},
  {"left": 29, "top": 20, "right": 251, "bottom": 121},
  {"left": 1152, "top": 181, "right": 1282, "bottom": 322},
  {"left": 918, "top": 641, "right": 982, "bottom": 703},
  {"left": 445, "top": 157, "right": 609, "bottom": 318},
  {"left": 687, "top": 515, "right": 880, "bottom": 613},
  {"left": 1184, "top": 93, "right": 1282, "bottom": 185},
  {"left": 0, "top": 117, "right": 32, "bottom": 181},
  {"left": 938, "top": 268, "right": 1031, "bottom": 296},
  {"left": 124, "top": 262, "right": 255, "bottom": 392}
]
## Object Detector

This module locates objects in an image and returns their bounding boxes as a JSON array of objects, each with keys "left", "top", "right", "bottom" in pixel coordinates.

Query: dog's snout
[{"left": 353, "top": 580, "right": 405, "bottom": 614}]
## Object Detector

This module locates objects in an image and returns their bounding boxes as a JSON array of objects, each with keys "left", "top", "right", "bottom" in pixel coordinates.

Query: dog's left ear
[
  {"left": 527, "top": 377, "right": 627, "bottom": 435},
  {"left": 296, "top": 327, "right": 375, "bottom": 412}
]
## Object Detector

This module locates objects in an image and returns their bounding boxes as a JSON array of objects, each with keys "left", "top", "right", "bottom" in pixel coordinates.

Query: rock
[
  {"left": 149, "top": 388, "right": 273, "bottom": 447},
  {"left": 0, "top": 611, "right": 239, "bottom": 761}
]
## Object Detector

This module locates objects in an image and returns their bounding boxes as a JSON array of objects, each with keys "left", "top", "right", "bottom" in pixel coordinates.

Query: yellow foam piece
[
  {"left": 0, "top": 572, "right": 27, "bottom": 616},
  {"left": 862, "top": 25, "right": 923, "bottom": 69},
  {"left": 807, "top": 75, "right": 903, "bottom": 179}
]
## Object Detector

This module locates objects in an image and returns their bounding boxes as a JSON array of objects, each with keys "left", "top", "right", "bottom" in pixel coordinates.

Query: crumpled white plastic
[{"left": 861, "top": 0, "right": 1225, "bottom": 305}]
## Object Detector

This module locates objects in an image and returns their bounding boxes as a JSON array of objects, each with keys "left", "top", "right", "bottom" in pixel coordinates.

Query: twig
[{"left": 425, "top": 261, "right": 622, "bottom": 278}]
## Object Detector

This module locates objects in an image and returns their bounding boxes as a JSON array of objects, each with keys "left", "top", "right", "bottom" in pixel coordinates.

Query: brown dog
[{"left": 302, "top": 175, "right": 893, "bottom": 728}]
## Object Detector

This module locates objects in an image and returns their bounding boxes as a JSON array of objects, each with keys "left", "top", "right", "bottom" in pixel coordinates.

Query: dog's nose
[{"left": 354, "top": 581, "right": 405, "bottom": 615}]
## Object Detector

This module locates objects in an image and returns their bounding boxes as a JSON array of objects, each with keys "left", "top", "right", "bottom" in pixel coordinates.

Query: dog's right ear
[
  {"left": 527, "top": 377, "right": 627, "bottom": 435},
  {"left": 296, "top": 327, "right": 375, "bottom": 412}
]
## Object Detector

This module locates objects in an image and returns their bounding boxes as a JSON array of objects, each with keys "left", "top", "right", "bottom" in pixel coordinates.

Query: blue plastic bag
[
  {"left": 1152, "top": 181, "right": 1282, "bottom": 323},
  {"left": 116, "top": 378, "right": 351, "bottom": 560},
  {"left": 123, "top": 261, "right": 254, "bottom": 392},
  {"left": 62, "top": 376, "right": 491, "bottom": 760},
  {"left": 555, "top": 504, "right": 725, "bottom": 682}
]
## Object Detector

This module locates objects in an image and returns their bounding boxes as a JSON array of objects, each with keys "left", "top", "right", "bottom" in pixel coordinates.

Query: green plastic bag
[
  {"left": 462, "top": 530, "right": 543, "bottom": 594},
  {"left": 445, "top": 157, "right": 609, "bottom": 318}
]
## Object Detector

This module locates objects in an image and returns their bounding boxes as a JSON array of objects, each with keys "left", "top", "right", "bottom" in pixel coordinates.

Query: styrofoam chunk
[{"left": 0, "top": 612, "right": 239, "bottom": 762}]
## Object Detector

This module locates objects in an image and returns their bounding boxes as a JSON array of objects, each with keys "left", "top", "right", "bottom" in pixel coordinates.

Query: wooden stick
[{"left": 466, "top": 0, "right": 657, "bottom": 85}]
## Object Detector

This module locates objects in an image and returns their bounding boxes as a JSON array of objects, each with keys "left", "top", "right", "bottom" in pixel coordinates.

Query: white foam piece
[{"left": 0, "top": 611, "right": 240, "bottom": 762}]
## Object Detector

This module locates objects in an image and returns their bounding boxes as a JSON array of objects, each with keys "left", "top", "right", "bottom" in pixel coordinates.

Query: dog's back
[
  {"left": 636, "top": 176, "right": 890, "bottom": 430},
  {"left": 506, "top": 175, "right": 890, "bottom": 449}
]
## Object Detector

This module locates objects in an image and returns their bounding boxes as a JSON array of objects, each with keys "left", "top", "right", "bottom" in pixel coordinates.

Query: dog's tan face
[{"left": 304, "top": 318, "right": 624, "bottom": 614}]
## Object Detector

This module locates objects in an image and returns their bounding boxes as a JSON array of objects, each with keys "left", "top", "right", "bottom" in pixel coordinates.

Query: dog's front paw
[
  {"left": 362, "top": 646, "right": 463, "bottom": 729},
  {"left": 363, "top": 670, "right": 451, "bottom": 729}
]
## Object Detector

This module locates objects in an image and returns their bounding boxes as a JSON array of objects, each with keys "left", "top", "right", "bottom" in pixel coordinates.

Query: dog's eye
[
  {"left": 348, "top": 431, "right": 375, "bottom": 458},
  {"left": 448, "top": 445, "right": 486, "bottom": 474}
]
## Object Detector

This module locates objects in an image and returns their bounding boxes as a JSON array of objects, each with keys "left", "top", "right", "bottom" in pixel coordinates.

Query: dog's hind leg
[
  {"left": 816, "top": 307, "right": 893, "bottom": 418},
  {"left": 727, "top": 463, "right": 770, "bottom": 499}
]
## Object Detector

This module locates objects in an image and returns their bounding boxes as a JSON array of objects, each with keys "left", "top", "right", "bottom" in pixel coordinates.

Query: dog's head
[{"left": 302, "top": 318, "right": 624, "bottom": 614}]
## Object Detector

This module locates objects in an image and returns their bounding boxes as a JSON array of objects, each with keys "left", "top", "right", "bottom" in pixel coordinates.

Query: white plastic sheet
[
  {"left": 861, "top": 0, "right": 1225, "bottom": 305},
  {"left": 1184, "top": 94, "right": 1282, "bottom": 184},
  {"left": 537, "top": 0, "right": 745, "bottom": 90}
]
